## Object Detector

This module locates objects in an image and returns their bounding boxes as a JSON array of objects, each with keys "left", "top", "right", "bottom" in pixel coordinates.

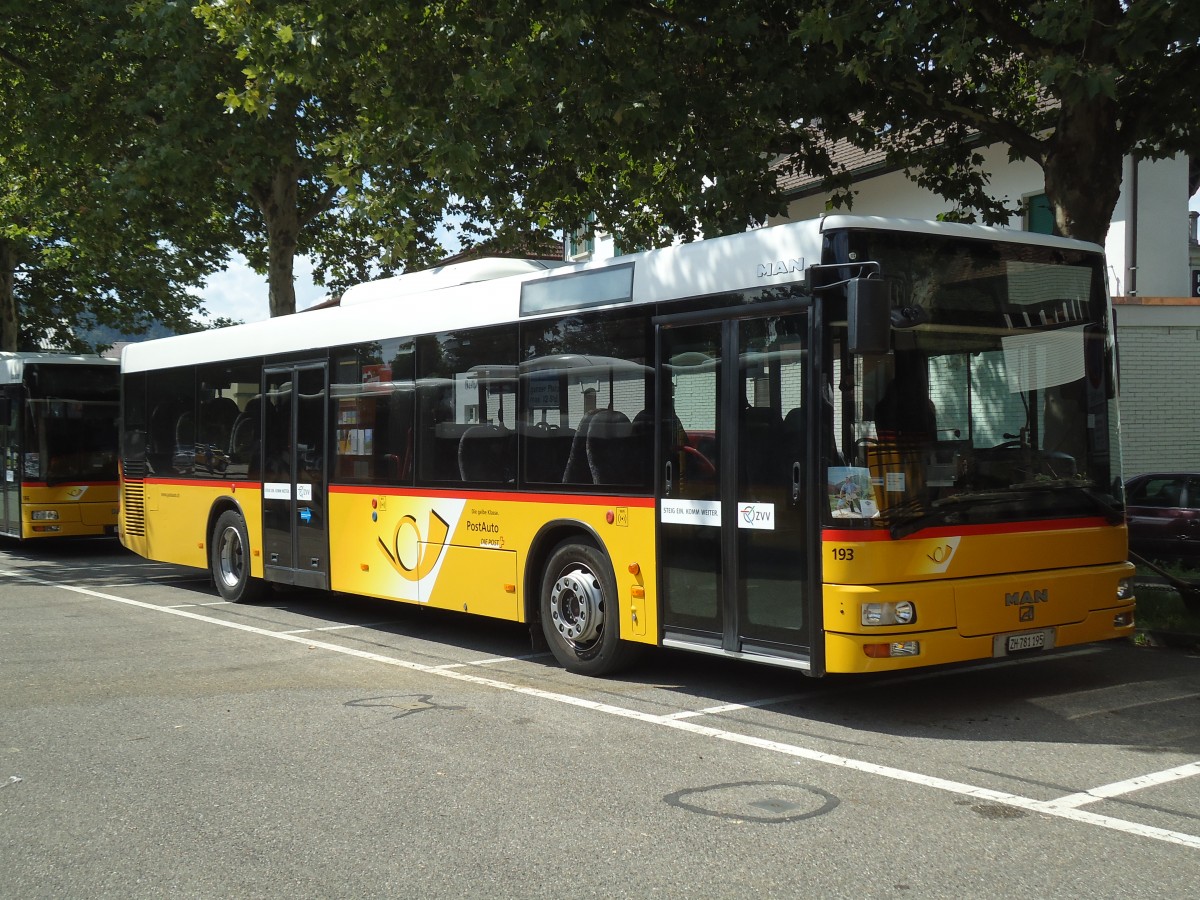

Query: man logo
[
  {"left": 1019, "top": 606, "right": 1035, "bottom": 622},
  {"left": 1005, "top": 589, "right": 1048, "bottom": 606},
  {"left": 756, "top": 258, "right": 805, "bottom": 278}
]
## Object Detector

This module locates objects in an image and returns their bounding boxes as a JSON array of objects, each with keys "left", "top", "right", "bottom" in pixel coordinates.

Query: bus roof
[
  {"left": 1, "top": 351, "right": 119, "bottom": 386},
  {"left": 339, "top": 257, "right": 566, "bottom": 307},
  {"left": 120, "top": 215, "right": 1105, "bottom": 374}
]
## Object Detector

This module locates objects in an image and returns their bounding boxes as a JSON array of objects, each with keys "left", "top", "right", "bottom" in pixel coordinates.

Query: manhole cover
[{"left": 665, "top": 781, "right": 839, "bottom": 823}]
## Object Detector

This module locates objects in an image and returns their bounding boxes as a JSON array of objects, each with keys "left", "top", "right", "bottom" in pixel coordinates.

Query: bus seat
[
  {"left": 521, "top": 422, "right": 574, "bottom": 484},
  {"left": 202, "top": 397, "right": 240, "bottom": 447},
  {"left": 586, "top": 409, "right": 633, "bottom": 485},
  {"left": 229, "top": 397, "right": 262, "bottom": 461},
  {"left": 875, "top": 378, "right": 936, "bottom": 441},
  {"left": 740, "top": 406, "right": 782, "bottom": 483},
  {"left": 458, "top": 424, "right": 514, "bottom": 483},
  {"left": 631, "top": 409, "right": 655, "bottom": 486},
  {"left": 782, "top": 408, "right": 801, "bottom": 465},
  {"left": 147, "top": 403, "right": 178, "bottom": 471},
  {"left": 172, "top": 410, "right": 196, "bottom": 474},
  {"left": 562, "top": 410, "right": 599, "bottom": 484}
]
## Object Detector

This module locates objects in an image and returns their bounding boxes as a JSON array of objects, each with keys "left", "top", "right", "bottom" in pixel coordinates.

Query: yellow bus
[
  {"left": 2, "top": 352, "right": 121, "bottom": 539},
  {"left": 118, "top": 215, "right": 1135, "bottom": 675}
]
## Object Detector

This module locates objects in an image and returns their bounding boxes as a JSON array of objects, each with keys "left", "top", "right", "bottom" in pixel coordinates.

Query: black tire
[
  {"left": 210, "top": 509, "right": 268, "bottom": 603},
  {"left": 540, "top": 539, "right": 638, "bottom": 676}
]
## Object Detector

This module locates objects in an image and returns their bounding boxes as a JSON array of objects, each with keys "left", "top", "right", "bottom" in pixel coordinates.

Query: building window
[
  {"left": 566, "top": 213, "right": 597, "bottom": 260},
  {"left": 1026, "top": 192, "right": 1057, "bottom": 236}
]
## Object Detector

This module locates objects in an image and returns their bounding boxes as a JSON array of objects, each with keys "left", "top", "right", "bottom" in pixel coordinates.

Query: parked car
[{"left": 1124, "top": 473, "right": 1200, "bottom": 566}]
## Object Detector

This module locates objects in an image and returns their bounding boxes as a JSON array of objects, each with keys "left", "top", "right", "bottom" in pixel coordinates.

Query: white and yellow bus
[
  {"left": 119, "top": 215, "right": 1135, "bottom": 675},
  {"left": 2, "top": 352, "right": 120, "bottom": 539}
]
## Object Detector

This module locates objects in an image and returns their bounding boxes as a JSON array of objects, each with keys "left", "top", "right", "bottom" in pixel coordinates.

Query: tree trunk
[
  {"left": 0, "top": 238, "right": 19, "bottom": 352},
  {"left": 254, "top": 163, "right": 302, "bottom": 318},
  {"left": 1040, "top": 98, "right": 1125, "bottom": 245}
]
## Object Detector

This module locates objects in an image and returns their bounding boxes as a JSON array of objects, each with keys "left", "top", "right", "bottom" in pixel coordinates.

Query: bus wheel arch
[
  {"left": 524, "top": 521, "right": 602, "bottom": 626},
  {"left": 209, "top": 502, "right": 268, "bottom": 604},
  {"left": 532, "top": 526, "right": 638, "bottom": 676}
]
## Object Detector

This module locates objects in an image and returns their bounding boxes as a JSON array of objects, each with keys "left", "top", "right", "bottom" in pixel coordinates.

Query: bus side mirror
[{"left": 847, "top": 278, "right": 891, "bottom": 355}]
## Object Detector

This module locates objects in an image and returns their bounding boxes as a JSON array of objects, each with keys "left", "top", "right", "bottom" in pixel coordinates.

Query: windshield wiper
[
  {"left": 1005, "top": 478, "right": 1124, "bottom": 523},
  {"left": 889, "top": 509, "right": 960, "bottom": 539},
  {"left": 891, "top": 479, "right": 1122, "bottom": 539}
]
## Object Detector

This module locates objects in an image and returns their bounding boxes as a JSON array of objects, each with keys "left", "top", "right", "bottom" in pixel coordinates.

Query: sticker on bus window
[
  {"left": 828, "top": 467, "right": 879, "bottom": 519},
  {"left": 660, "top": 499, "right": 722, "bottom": 527},
  {"left": 264, "top": 482, "right": 292, "bottom": 500},
  {"left": 737, "top": 502, "right": 775, "bottom": 530}
]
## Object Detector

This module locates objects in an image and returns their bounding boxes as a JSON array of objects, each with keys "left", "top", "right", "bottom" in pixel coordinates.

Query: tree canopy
[
  {"left": 4, "top": 1, "right": 1199, "bottom": 347},
  {"left": 0, "top": 2, "right": 225, "bottom": 351},
  {"left": 422, "top": 0, "right": 1200, "bottom": 246},
  {"left": 808, "top": 0, "right": 1200, "bottom": 242}
]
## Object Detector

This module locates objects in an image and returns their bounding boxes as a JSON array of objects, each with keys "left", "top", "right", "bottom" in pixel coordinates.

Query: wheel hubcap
[
  {"left": 549, "top": 565, "right": 603, "bottom": 646},
  {"left": 218, "top": 526, "right": 244, "bottom": 588}
]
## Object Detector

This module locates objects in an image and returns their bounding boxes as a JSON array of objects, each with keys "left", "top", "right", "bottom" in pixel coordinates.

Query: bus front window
[
  {"left": 823, "top": 232, "right": 1123, "bottom": 533},
  {"left": 24, "top": 364, "right": 119, "bottom": 485}
]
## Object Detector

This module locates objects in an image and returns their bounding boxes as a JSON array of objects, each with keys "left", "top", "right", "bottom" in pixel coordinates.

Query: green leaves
[{"left": 6, "top": 0, "right": 1199, "bottom": 347}]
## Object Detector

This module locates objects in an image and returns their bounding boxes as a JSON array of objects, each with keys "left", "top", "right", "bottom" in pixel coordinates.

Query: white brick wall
[{"left": 1117, "top": 324, "right": 1200, "bottom": 476}]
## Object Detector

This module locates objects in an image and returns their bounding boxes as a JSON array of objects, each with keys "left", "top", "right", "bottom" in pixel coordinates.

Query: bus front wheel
[
  {"left": 210, "top": 509, "right": 268, "bottom": 604},
  {"left": 540, "top": 540, "right": 636, "bottom": 676}
]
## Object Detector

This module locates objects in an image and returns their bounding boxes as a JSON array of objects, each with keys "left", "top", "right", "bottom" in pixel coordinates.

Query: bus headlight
[
  {"left": 31, "top": 510, "right": 59, "bottom": 521},
  {"left": 1116, "top": 577, "right": 1135, "bottom": 601},
  {"left": 861, "top": 601, "right": 916, "bottom": 626}
]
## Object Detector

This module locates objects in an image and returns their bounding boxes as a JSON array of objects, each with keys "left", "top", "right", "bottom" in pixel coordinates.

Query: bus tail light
[
  {"left": 31, "top": 524, "right": 62, "bottom": 533},
  {"left": 864, "top": 641, "right": 920, "bottom": 659}
]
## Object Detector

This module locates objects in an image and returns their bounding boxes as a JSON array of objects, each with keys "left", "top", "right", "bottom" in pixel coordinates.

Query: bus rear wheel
[
  {"left": 210, "top": 509, "right": 268, "bottom": 604},
  {"left": 540, "top": 540, "right": 636, "bottom": 676}
]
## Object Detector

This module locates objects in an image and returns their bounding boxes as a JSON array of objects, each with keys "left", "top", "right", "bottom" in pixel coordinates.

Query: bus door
[
  {"left": 656, "top": 311, "right": 818, "bottom": 671},
  {"left": 261, "top": 363, "right": 329, "bottom": 590},
  {"left": 1, "top": 389, "right": 18, "bottom": 537}
]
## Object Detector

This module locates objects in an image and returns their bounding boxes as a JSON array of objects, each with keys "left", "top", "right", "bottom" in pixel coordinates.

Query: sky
[
  {"left": 195, "top": 253, "right": 328, "bottom": 325},
  {"left": 197, "top": 189, "right": 1200, "bottom": 324}
]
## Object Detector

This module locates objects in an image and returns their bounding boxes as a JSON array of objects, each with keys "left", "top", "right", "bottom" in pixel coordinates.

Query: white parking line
[
  {"left": 435, "top": 653, "right": 553, "bottom": 668},
  {"left": 661, "top": 696, "right": 809, "bottom": 720},
  {"left": 1067, "top": 692, "right": 1200, "bottom": 719},
  {"left": 1039, "top": 761, "right": 1200, "bottom": 810},
  {"left": 6, "top": 567, "right": 1200, "bottom": 851},
  {"left": 280, "top": 620, "right": 400, "bottom": 635}
]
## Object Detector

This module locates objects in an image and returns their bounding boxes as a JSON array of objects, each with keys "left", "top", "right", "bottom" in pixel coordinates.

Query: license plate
[
  {"left": 1007, "top": 632, "right": 1045, "bottom": 652},
  {"left": 993, "top": 628, "right": 1055, "bottom": 657}
]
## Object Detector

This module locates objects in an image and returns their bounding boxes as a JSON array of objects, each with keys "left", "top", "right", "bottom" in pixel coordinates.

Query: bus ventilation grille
[{"left": 122, "top": 460, "right": 146, "bottom": 536}]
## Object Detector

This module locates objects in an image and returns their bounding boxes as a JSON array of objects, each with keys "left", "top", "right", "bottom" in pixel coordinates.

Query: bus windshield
[
  {"left": 24, "top": 363, "right": 120, "bottom": 485},
  {"left": 824, "top": 230, "right": 1122, "bottom": 534}
]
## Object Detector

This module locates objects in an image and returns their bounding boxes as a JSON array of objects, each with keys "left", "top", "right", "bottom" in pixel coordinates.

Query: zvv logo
[{"left": 737, "top": 502, "right": 775, "bottom": 531}]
